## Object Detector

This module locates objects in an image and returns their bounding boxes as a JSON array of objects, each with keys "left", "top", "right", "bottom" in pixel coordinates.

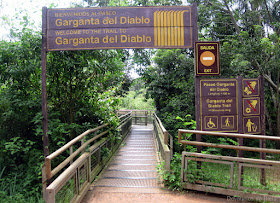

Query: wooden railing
[
  {"left": 178, "top": 129, "right": 280, "bottom": 202},
  {"left": 153, "top": 113, "right": 173, "bottom": 171},
  {"left": 117, "top": 110, "right": 154, "bottom": 125},
  {"left": 42, "top": 112, "right": 132, "bottom": 203}
]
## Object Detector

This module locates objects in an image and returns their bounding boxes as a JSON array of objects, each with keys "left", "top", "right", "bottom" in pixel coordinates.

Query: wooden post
[
  {"left": 237, "top": 76, "right": 244, "bottom": 157},
  {"left": 42, "top": 6, "right": 51, "bottom": 190},
  {"left": 195, "top": 77, "right": 202, "bottom": 153},
  {"left": 260, "top": 75, "right": 266, "bottom": 185},
  {"left": 145, "top": 111, "right": 148, "bottom": 125},
  {"left": 42, "top": 6, "right": 49, "bottom": 159}
]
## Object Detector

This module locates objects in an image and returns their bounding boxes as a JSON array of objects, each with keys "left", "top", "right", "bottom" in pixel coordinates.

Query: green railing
[{"left": 42, "top": 112, "right": 132, "bottom": 203}]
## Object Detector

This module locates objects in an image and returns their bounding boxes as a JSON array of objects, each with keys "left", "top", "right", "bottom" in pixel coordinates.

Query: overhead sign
[
  {"left": 195, "top": 42, "right": 220, "bottom": 76},
  {"left": 45, "top": 6, "right": 198, "bottom": 51}
]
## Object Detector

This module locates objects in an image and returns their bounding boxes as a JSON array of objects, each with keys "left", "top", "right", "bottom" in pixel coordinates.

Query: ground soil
[{"left": 82, "top": 186, "right": 243, "bottom": 203}]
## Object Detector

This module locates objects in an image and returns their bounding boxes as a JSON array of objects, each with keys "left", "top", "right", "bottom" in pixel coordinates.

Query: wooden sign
[
  {"left": 195, "top": 41, "right": 220, "bottom": 76},
  {"left": 45, "top": 6, "right": 198, "bottom": 51},
  {"left": 197, "top": 78, "right": 238, "bottom": 132},
  {"left": 195, "top": 76, "right": 265, "bottom": 134}
]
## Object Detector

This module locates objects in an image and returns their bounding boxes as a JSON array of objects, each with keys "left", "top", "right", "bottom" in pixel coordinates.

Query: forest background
[{"left": 0, "top": 0, "right": 279, "bottom": 202}]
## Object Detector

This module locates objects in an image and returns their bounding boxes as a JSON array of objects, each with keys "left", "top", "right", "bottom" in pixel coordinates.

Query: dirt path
[{"left": 82, "top": 186, "right": 234, "bottom": 203}]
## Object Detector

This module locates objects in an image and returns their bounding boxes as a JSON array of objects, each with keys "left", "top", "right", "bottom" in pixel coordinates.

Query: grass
[{"left": 185, "top": 160, "right": 280, "bottom": 196}]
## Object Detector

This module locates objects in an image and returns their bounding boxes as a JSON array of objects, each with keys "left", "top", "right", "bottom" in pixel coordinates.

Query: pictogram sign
[
  {"left": 243, "top": 79, "right": 259, "bottom": 97},
  {"left": 243, "top": 97, "right": 260, "bottom": 116},
  {"left": 204, "top": 116, "right": 218, "bottom": 130},
  {"left": 243, "top": 116, "right": 260, "bottom": 134},
  {"left": 221, "top": 116, "right": 235, "bottom": 129},
  {"left": 195, "top": 42, "right": 220, "bottom": 76}
]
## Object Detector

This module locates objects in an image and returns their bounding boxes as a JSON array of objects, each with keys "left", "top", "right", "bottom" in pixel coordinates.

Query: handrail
[
  {"left": 178, "top": 129, "right": 280, "bottom": 154},
  {"left": 180, "top": 130, "right": 280, "bottom": 201},
  {"left": 45, "top": 123, "right": 110, "bottom": 180},
  {"left": 50, "top": 129, "right": 111, "bottom": 178},
  {"left": 43, "top": 112, "right": 132, "bottom": 202},
  {"left": 178, "top": 129, "right": 280, "bottom": 141},
  {"left": 154, "top": 113, "right": 168, "bottom": 144},
  {"left": 117, "top": 110, "right": 155, "bottom": 125},
  {"left": 47, "top": 123, "right": 109, "bottom": 160},
  {"left": 153, "top": 113, "right": 173, "bottom": 171}
]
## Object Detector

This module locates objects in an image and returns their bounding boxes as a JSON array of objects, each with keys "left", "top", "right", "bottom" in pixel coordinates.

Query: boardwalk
[
  {"left": 91, "top": 125, "right": 160, "bottom": 188},
  {"left": 82, "top": 125, "right": 229, "bottom": 203}
]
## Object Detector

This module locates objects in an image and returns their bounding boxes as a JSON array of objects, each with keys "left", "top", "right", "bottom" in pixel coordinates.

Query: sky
[
  {"left": 0, "top": 0, "right": 87, "bottom": 39},
  {"left": 0, "top": 0, "right": 189, "bottom": 78}
]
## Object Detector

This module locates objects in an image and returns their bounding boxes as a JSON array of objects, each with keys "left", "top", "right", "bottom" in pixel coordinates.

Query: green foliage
[
  {"left": 118, "top": 79, "right": 155, "bottom": 110},
  {"left": 0, "top": 14, "right": 128, "bottom": 201},
  {"left": 157, "top": 153, "right": 183, "bottom": 191}
]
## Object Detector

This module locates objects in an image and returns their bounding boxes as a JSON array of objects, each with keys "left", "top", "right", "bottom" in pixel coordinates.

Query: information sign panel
[
  {"left": 199, "top": 79, "right": 238, "bottom": 132},
  {"left": 195, "top": 42, "right": 220, "bottom": 76},
  {"left": 46, "top": 6, "right": 198, "bottom": 51},
  {"left": 196, "top": 77, "right": 264, "bottom": 135}
]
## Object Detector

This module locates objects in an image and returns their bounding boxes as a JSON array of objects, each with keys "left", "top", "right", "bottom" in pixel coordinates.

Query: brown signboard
[
  {"left": 198, "top": 79, "right": 238, "bottom": 132},
  {"left": 196, "top": 76, "right": 265, "bottom": 134},
  {"left": 46, "top": 6, "right": 198, "bottom": 51},
  {"left": 195, "top": 42, "right": 220, "bottom": 76}
]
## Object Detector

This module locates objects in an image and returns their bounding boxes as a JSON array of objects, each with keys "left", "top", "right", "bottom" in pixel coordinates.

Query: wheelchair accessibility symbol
[{"left": 205, "top": 116, "right": 218, "bottom": 130}]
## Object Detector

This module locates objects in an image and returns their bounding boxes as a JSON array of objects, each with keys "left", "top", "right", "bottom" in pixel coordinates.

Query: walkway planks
[
  {"left": 93, "top": 125, "right": 160, "bottom": 188},
  {"left": 82, "top": 125, "right": 230, "bottom": 203}
]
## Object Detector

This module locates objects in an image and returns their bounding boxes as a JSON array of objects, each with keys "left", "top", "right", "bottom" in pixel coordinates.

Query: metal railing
[
  {"left": 42, "top": 112, "right": 132, "bottom": 203},
  {"left": 178, "top": 129, "right": 280, "bottom": 202},
  {"left": 117, "top": 110, "right": 154, "bottom": 125},
  {"left": 153, "top": 113, "right": 173, "bottom": 171}
]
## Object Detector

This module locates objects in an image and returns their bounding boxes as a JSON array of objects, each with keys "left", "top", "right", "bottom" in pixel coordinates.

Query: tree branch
[{"left": 222, "top": 0, "right": 241, "bottom": 34}]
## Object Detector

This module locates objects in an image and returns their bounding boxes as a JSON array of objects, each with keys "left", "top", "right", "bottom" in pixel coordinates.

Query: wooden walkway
[
  {"left": 82, "top": 125, "right": 229, "bottom": 203},
  {"left": 91, "top": 125, "right": 160, "bottom": 188}
]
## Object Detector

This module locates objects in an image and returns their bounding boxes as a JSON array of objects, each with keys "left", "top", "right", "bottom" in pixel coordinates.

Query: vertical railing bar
[{"left": 70, "top": 146, "right": 73, "bottom": 165}]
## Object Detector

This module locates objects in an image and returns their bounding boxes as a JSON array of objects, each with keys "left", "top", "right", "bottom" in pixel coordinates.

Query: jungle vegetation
[{"left": 0, "top": 0, "right": 279, "bottom": 201}]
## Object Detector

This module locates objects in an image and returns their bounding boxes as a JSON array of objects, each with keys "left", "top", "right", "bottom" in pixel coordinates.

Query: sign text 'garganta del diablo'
[
  {"left": 46, "top": 6, "right": 198, "bottom": 51},
  {"left": 198, "top": 78, "right": 238, "bottom": 132}
]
